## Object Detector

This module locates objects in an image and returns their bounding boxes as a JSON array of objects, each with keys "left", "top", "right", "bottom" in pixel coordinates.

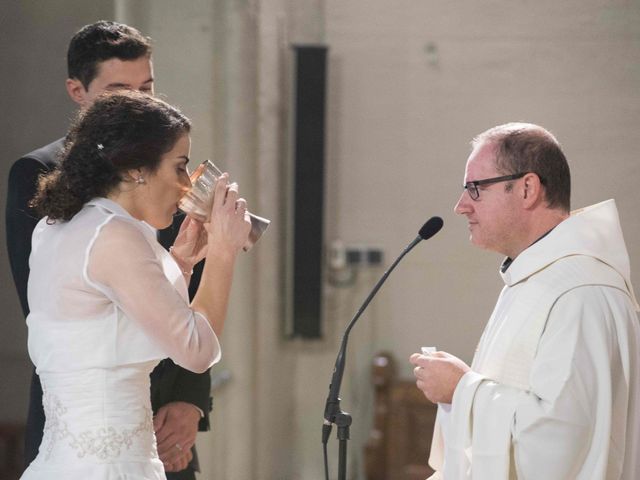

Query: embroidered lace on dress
[{"left": 41, "top": 390, "right": 154, "bottom": 460}]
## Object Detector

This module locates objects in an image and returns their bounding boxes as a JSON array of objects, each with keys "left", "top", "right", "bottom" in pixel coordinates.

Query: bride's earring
[{"left": 136, "top": 175, "right": 145, "bottom": 185}]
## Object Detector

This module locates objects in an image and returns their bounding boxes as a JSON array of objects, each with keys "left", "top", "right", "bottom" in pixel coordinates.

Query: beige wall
[
  {"left": 1, "top": 1, "right": 639, "bottom": 479},
  {"left": 296, "top": 2, "right": 640, "bottom": 478},
  {"left": 0, "top": 0, "right": 114, "bottom": 423}
]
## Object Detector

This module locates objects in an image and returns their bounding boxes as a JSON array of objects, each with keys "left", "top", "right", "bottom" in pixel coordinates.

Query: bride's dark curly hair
[{"left": 31, "top": 90, "right": 191, "bottom": 221}]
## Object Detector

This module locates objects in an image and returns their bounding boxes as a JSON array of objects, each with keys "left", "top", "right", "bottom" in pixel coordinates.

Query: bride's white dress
[{"left": 21, "top": 198, "right": 220, "bottom": 479}]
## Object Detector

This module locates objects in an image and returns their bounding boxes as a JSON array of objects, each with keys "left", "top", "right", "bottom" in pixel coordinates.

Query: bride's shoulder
[
  {"left": 92, "top": 215, "right": 156, "bottom": 256},
  {"left": 87, "top": 216, "right": 160, "bottom": 286}
]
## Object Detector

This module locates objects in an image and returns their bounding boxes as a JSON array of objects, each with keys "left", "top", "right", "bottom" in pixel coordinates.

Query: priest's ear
[{"left": 521, "top": 172, "right": 544, "bottom": 208}]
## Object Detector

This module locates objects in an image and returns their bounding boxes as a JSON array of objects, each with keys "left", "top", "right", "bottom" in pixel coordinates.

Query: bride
[{"left": 20, "top": 90, "right": 251, "bottom": 479}]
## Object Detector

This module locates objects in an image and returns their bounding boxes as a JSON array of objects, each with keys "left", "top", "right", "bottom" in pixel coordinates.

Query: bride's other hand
[{"left": 170, "top": 216, "right": 208, "bottom": 274}]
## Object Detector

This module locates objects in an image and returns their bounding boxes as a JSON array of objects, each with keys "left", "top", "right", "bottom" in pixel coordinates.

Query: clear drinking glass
[{"left": 178, "top": 160, "right": 271, "bottom": 251}]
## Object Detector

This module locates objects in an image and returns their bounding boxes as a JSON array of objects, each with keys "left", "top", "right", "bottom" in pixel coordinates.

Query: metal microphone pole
[{"left": 322, "top": 216, "right": 443, "bottom": 480}]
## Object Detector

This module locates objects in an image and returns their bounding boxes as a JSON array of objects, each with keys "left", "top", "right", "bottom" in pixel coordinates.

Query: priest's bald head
[{"left": 454, "top": 123, "right": 571, "bottom": 259}]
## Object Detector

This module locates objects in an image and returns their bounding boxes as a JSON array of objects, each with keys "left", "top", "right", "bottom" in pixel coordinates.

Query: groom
[{"left": 6, "top": 21, "right": 211, "bottom": 480}]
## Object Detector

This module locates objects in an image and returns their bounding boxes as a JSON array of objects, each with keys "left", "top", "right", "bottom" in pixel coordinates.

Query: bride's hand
[
  {"left": 205, "top": 174, "right": 251, "bottom": 254},
  {"left": 170, "top": 216, "right": 208, "bottom": 273}
]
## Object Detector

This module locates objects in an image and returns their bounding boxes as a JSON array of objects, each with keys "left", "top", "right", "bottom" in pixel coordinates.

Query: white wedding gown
[{"left": 21, "top": 198, "right": 220, "bottom": 480}]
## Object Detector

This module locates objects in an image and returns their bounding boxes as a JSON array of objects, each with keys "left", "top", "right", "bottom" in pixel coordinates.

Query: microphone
[
  {"left": 322, "top": 217, "right": 444, "bottom": 444},
  {"left": 419, "top": 216, "right": 444, "bottom": 241}
]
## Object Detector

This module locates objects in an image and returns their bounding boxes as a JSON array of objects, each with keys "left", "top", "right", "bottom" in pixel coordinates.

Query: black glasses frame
[{"left": 463, "top": 172, "right": 527, "bottom": 201}]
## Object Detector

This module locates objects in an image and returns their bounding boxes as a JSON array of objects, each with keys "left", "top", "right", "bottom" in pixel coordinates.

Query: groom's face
[{"left": 66, "top": 55, "right": 155, "bottom": 108}]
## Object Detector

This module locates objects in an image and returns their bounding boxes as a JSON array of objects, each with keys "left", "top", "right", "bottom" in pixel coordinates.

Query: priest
[{"left": 411, "top": 123, "right": 640, "bottom": 479}]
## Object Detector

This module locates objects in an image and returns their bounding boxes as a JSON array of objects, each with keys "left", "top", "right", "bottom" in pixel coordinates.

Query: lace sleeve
[{"left": 86, "top": 216, "right": 220, "bottom": 373}]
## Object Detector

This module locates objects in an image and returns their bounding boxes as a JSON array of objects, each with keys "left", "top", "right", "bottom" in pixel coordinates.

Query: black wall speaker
[{"left": 289, "top": 45, "right": 328, "bottom": 339}]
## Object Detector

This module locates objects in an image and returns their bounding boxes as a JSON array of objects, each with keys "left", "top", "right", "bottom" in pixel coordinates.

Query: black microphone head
[{"left": 418, "top": 216, "right": 444, "bottom": 240}]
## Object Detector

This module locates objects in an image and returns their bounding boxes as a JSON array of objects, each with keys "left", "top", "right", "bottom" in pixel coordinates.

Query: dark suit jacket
[{"left": 6, "top": 139, "right": 211, "bottom": 478}]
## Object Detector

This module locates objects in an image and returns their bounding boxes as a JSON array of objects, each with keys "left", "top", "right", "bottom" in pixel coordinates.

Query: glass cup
[{"left": 178, "top": 160, "right": 271, "bottom": 251}]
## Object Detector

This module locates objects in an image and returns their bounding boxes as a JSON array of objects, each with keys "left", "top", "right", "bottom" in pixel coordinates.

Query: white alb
[{"left": 430, "top": 199, "right": 640, "bottom": 479}]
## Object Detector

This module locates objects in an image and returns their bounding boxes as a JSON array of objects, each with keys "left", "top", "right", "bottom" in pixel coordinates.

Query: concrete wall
[
  {"left": 0, "top": 0, "right": 114, "bottom": 423},
  {"left": 1, "top": 1, "right": 639, "bottom": 479},
  {"left": 294, "top": 2, "right": 640, "bottom": 478}
]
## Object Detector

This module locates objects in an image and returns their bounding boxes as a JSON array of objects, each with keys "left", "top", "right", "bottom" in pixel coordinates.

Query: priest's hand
[{"left": 409, "top": 351, "right": 470, "bottom": 404}]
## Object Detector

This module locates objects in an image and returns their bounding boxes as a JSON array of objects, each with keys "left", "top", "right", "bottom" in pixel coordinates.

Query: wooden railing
[{"left": 364, "top": 352, "right": 437, "bottom": 480}]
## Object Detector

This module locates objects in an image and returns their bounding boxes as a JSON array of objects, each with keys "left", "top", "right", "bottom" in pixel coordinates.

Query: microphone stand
[{"left": 322, "top": 234, "right": 423, "bottom": 480}]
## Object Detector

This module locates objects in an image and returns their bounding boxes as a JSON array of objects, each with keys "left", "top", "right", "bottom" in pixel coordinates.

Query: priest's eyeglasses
[{"left": 463, "top": 173, "right": 527, "bottom": 201}]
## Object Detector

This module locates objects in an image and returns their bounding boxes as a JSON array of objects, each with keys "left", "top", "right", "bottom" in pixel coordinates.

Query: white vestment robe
[{"left": 429, "top": 199, "right": 640, "bottom": 479}]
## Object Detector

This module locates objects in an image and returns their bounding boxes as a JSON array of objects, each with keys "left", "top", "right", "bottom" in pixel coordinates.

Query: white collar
[{"left": 85, "top": 197, "right": 158, "bottom": 240}]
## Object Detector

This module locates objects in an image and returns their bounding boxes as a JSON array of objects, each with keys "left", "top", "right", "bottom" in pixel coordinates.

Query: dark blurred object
[
  {"left": 289, "top": 45, "right": 328, "bottom": 339},
  {"left": 0, "top": 423, "right": 25, "bottom": 480}
]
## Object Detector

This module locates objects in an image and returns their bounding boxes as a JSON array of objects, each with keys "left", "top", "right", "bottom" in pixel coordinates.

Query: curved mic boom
[{"left": 322, "top": 217, "right": 444, "bottom": 437}]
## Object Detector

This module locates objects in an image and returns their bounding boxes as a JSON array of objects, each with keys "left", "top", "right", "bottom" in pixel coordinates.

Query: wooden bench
[{"left": 364, "top": 352, "right": 437, "bottom": 480}]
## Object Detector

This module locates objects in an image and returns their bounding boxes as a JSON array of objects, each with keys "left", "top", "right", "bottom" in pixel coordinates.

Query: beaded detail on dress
[{"left": 41, "top": 389, "right": 155, "bottom": 460}]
